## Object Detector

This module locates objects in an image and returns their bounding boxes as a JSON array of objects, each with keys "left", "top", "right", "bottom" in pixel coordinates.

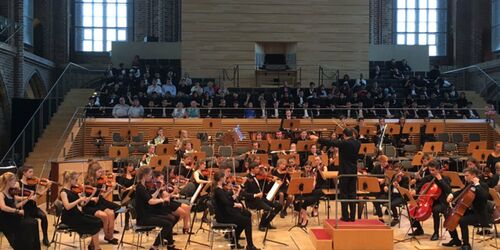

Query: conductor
[{"left": 311, "top": 128, "right": 361, "bottom": 221}]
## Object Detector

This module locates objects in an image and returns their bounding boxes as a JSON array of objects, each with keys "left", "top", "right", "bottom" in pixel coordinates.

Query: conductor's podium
[{"left": 310, "top": 219, "right": 393, "bottom": 250}]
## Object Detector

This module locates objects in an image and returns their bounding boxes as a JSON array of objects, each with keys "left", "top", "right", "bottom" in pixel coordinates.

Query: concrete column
[{"left": 13, "top": 0, "right": 24, "bottom": 97}]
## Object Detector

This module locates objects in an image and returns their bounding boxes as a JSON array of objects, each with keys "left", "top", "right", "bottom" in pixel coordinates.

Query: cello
[
  {"left": 409, "top": 177, "right": 442, "bottom": 221},
  {"left": 444, "top": 184, "right": 475, "bottom": 231}
]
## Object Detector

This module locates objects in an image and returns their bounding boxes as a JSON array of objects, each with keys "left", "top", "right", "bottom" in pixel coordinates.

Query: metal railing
[
  {"left": 220, "top": 64, "right": 240, "bottom": 87},
  {"left": 442, "top": 65, "right": 500, "bottom": 101},
  {"left": 0, "top": 63, "right": 104, "bottom": 166}
]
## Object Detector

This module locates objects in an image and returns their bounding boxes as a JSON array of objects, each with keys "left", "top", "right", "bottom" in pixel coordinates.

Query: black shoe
[
  {"left": 459, "top": 244, "right": 471, "bottom": 250},
  {"left": 340, "top": 217, "right": 349, "bottom": 222},
  {"left": 390, "top": 219, "right": 400, "bottom": 227},
  {"left": 246, "top": 246, "right": 260, "bottom": 250},
  {"left": 349, "top": 218, "right": 355, "bottom": 222},
  {"left": 105, "top": 238, "right": 119, "bottom": 245},
  {"left": 183, "top": 228, "right": 194, "bottom": 235},
  {"left": 258, "top": 226, "right": 266, "bottom": 232},
  {"left": 430, "top": 233, "right": 439, "bottom": 241},
  {"left": 267, "top": 224, "right": 277, "bottom": 230},
  {"left": 113, "top": 230, "right": 119, "bottom": 234},
  {"left": 42, "top": 238, "right": 50, "bottom": 247},
  {"left": 124, "top": 224, "right": 130, "bottom": 231},
  {"left": 378, "top": 218, "right": 385, "bottom": 224},
  {"left": 231, "top": 243, "right": 245, "bottom": 249},
  {"left": 280, "top": 210, "right": 286, "bottom": 218},
  {"left": 408, "top": 229, "right": 424, "bottom": 236},
  {"left": 442, "top": 239, "right": 462, "bottom": 247}
]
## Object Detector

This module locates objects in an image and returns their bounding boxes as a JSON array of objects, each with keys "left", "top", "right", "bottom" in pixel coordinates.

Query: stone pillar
[{"left": 13, "top": 0, "right": 24, "bottom": 97}]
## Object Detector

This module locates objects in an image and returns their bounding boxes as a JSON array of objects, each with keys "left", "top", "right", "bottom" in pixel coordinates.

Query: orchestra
[{"left": 1, "top": 122, "right": 499, "bottom": 250}]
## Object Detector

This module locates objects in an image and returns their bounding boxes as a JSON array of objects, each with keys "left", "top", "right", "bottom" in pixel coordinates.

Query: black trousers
[
  {"left": 218, "top": 209, "right": 254, "bottom": 247},
  {"left": 373, "top": 195, "right": 405, "bottom": 219},
  {"left": 294, "top": 188, "right": 323, "bottom": 211},
  {"left": 413, "top": 202, "right": 447, "bottom": 234},
  {"left": 247, "top": 198, "right": 282, "bottom": 227},
  {"left": 449, "top": 213, "right": 481, "bottom": 245},
  {"left": 25, "top": 200, "right": 48, "bottom": 239},
  {"left": 139, "top": 215, "right": 174, "bottom": 246},
  {"left": 3, "top": 217, "right": 41, "bottom": 250},
  {"left": 339, "top": 176, "right": 357, "bottom": 220}
]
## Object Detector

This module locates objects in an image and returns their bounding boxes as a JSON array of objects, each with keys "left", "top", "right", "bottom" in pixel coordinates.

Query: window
[
  {"left": 395, "top": 0, "right": 447, "bottom": 56},
  {"left": 23, "top": 0, "right": 33, "bottom": 45},
  {"left": 493, "top": 0, "right": 500, "bottom": 51},
  {"left": 74, "top": 0, "right": 128, "bottom": 52}
]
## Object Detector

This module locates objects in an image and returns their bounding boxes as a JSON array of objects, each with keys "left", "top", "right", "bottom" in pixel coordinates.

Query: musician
[
  {"left": 419, "top": 117, "right": 435, "bottom": 146},
  {"left": 376, "top": 118, "right": 391, "bottom": 145},
  {"left": 0, "top": 172, "right": 41, "bottom": 250},
  {"left": 410, "top": 160, "right": 452, "bottom": 241},
  {"left": 117, "top": 161, "right": 136, "bottom": 230},
  {"left": 272, "top": 159, "right": 293, "bottom": 218},
  {"left": 481, "top": 166, "right": 499, "bottom": 188},
  {"left": 393, "top": 117, "right": 411, "bottom": 154},
  {"left": 443, "top": 167, "right": 489, "bottom": 249},
  {"left": 249, "top": 141, "right": 267, "bottom": 154},
  {"left": 354, "top": 117, "right": 369, "bottom": 143},
  {"left": 313, "top": 128, "right": 361, "bottom": 222},
  {"left": 83, "top": 162, "right": 120, "bottom": 244},
  {"left": 301, "top": 144, "right": 319, "bottom": 166},
  {"left": 141, "top": 145, "right": 157, "bottom": 166},
  {"left": 413, "top": 153, "right": 432, "bottom": 182},
  {"left": 213, "top": 171, "right": 260, "bottom": 250},
  {"left": 242, "top": 163, "right": 283, "bottom": 231},
  {"left": 176, "top": 154, "right": 195, "bottom": 179},
  {"left": 486, "top": 142, "right": 500, "bottom": 174},
  {"left": 293, "top": 130, "right": 310, "bottom": 144},
  {"left": 371, "top": 155, "right": 396, "bottom": 223},
  {"left": 175, "top": 141, "right": 195, "bottom": 166},
  {"left": 135, "top": 166, "right": 178, "bottom": 250},
  {"left": 148, "top": 127, "right": 169, "bottom": 146}
]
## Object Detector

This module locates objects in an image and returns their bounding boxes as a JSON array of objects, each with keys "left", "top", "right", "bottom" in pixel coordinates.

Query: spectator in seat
[
  {"left": 112, "top": 97, "right": 129, "bottom": 118},
  {"left": 172, "top": 102, "right": 186, "bottom": 118},
  {"left": 244, "top": 102, "right": 256, "bottom": 119},
  {"left": 190, "top": 82, "right": 204, "bottom": 96},
  {"left": 203, "top": 81, "right": 215, "bottom": 97},
  {"left": 271, "top": 100, "right": 281, "bottom": 118},
  {"left": 161, "top": 79, "right": 176, "bottom": 97},
  {"left": 259, "top": 99, "right": 267, "bottom": 118},
  {"left": 456, "top": 92, "right": 468, "bottom": 108},
  {"left": 186, "top": 100, "right": 200, "bottom": 118},
  {"left": 485, "top": 100, "right": 497, "bottom": 123},
  {"left": 463, "top": 102, "right": 479, "bottom": 119},
  {"left": 216, "top": 98, "right": 227, "bottom": 118},
  {"left": 146, "top": 79, "right": 163, "bottom": 96},
  {"left": 428, "top": 65, "right": 441, "bottom": 82},
  {"left": 128, "top": 98, "right": 144, "bottom": 118},
  {"left": 392, "top": 68, "right": 405, "bottom": 80},
  {"left": 145, "top": 100, "right": 158, "bottom": 118},
  {"left": 397, "top": 59, "right": 412, "bottom": 73},
  {"left": 371, "top": 65, "right": 381, "bottom": 79}
]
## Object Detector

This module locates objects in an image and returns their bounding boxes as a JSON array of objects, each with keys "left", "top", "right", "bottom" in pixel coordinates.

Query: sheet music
[
  {"left": 266, "top": 182, "right": 282, "bottom": 201},
  {"left": 234, "top": 125, "right": 244, "bottom": 141},
  {"left": 190, "top": 183, "right": 204, "bottom": 204}
]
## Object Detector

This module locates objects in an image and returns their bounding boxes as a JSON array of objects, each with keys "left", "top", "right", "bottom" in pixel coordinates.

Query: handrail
[
  {"left": 0, "top": 62, "right": 104, "bottom": 165},
  {"left": 443, "top": 65, "right": 500, "bottom": 88}
]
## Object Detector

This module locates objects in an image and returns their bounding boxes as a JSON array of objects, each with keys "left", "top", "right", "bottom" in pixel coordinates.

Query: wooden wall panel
[{"left": 181, "top": 0, "right": 369, "bottom": 87}]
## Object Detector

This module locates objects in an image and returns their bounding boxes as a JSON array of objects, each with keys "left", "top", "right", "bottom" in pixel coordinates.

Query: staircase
[
  {"left": 24, "top": 88, "right": 94, "bottom": 175},
  {"left": 463, "top": 91, "right": 488, "bottom": 118}
]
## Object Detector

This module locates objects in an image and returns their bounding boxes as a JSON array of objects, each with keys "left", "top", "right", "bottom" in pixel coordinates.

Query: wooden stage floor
[{"left": 1, "top": 202, "right": 498, "bottom": 250}]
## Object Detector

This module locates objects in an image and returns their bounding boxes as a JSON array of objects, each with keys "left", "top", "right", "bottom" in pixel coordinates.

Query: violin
[
  {"left": 226, "top": 175, "right": 245, "bottom": 185},
  {"left": 256, "top": 173, "right": 275, "bottom": 182},
  {"left": 201, "top": 169, "right": 216, "bottom": 177},
  {"left": 26, "top": 177, "right": 59, "bottom": 187},
  {"left": 70, "top": 184, "right": 97, "bottom": 196},
  {"left": 97, "top": 177, "right": 113, "bottom": 188},
  {"left": 9, "top": 187, "right": 33, "bottom": 197}
]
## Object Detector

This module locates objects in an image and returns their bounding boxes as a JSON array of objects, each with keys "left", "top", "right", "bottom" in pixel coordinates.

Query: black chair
[
  {"left": 51, "top": 200, "right": 91, "bottom": 249},
  {"left": 469, "top": 133, "right": 481, "bottom": 142},
  {"left": 207, "top": 199, "right": 238, "bottom": 249},
  {"left": 118, "top": 206, "right": 160, "bottom": 249}
]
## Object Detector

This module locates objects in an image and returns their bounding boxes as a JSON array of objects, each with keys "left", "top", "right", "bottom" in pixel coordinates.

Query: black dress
[
  {"left": 19, "top": 181, "right": 49, "bottom": 240},
  {"left": 486, "top": 154, "right": 500, "bottom": 174},
  {"left": 61, "top": 189, "right": 102, "bottom": 235},
  {"left": 0, "top": 193, "right": 41, "bottom": 250},
  {"left": 82, "top": 182, "right": 121, "bottom": 215}
]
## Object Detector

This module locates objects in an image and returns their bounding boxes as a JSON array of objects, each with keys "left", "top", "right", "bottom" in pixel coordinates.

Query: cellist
[
  {"left": 410, "top": 160, "right": 451, "bottom": 241},
  {"left": 442, "top": 167, "right": 489, "bottom": 250}
]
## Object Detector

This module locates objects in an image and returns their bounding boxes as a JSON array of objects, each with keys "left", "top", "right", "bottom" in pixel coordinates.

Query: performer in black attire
[
  {"left": 312, "top": 128, "right": 361, "bottom": 221},
  {"left": 410, "top": 160, "right": 452, "bottom": 240},
  {"left": 442, "top": 167, "right": 490, "bottom": 250},
  {"left": 17, "top": 165, "right": 50, "bottom": 246},
  {"left": 116, "top": 161, "right": 136, "bottom": 230},
  {"left": 242, "top": 163, "right": 283, "bottom": 231},
  {"left": 148, "top": 127, "right": 169, "bottom": 146},
  {"left": 135, "top": 166, "right": 179, "bottom": 250},
  {"left": 213, "top": 170, "right": 260, "bottom": 250},
  {"left": 272, "top": 159, "right": 293, "bottom": 218},
  {"left": 0, "top": 172, "right": 41, "bottom": 250}
]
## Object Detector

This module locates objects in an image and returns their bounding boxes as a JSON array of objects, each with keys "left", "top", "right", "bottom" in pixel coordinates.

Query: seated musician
[
  {"left": 0, "top": 172, "right": 42, "bottom": 250},
  {"left": 116, "top": 160, "right": 136, "bottom": 230},
  {"left": 354, "top": 117, "right": 370, "bottom": 143},
  {"left": 135, "top": 166, "right": 179, "bottom": 250},
  {"left": 272, "top": 159, "right": 293, "bottom": 218},
  {"left": 300, "top": 144, "right": 319, "bottom": 166},
  {"left": 84, "top": 161, "right": 120, "bottom": 244},
  {"left": 481, "top": 164, "right": 500, "bottom": 188},
  {"left": 373, "top": 161, "right": 409, "bottom": 226},
  {"left": 17, "top": 165, "right": 50, "bottom": 246},
  {"left": 442, "top": 167, "right": 489, "bottom": 250},
  {"left": 242, "top": 163, "right": 283, "bottom": 232},
  {"left": 376, "top": 118, "right": 391, "bottom": 145},
  {"left": 151, "top": 171, "right": 193, "bottom": 234},
  {"left": 148, "top": 127, "right": 168, "bottom": 146},
  {"left": 410, "top": 160, "right": 452, "bottom": 241},
  {"left": 213, "top": 170, "right": 260, "bottom": 250},
  {"left": 393, "top": 117, "right": 411, "bottom": 155},
  {"left": 293, "top": 130, "right": 310, "bottom": 144},
  {"left": 249, "top": 141, "right": 267, "bottom": 154},
  {"left": 178, "top": 159, "right": 209, "bottom": 197},
  {"left": 419, "top": 117, "right": 435, "bottom": 146},
  {"left": 175, "top": 141, "right": 195, "bottom": 165},
  {"left": 141, "top": 145, "right": 157, "bottom": 166}
]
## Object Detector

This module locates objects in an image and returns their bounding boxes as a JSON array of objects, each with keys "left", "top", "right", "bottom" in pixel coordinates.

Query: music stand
[
  {"left": 358, "top": 143, "right": 376, "bottom": 155},
  {"left": 422, "top": 142, "right": 443, "bottom": 156},
  {"left": 425, "top": 123, "right": 444, "bottom": 134},
  {"left": 287, "top": 178, "right": 315, "bottom": 234},
  {"left": 91, "top": 127, "right": 108, "bottom": 156},
  {"left": 411, "top": 151, "right": 425, "bottom": 166},
  {"left": 251, "top": 141, "right": 269, "bottom": 152},
  {"left": 442, "top": 171, "right": 465, "bottom": 189},
  {"left": 357, "top": 176, "right": 381, "bottom": 194},
  {"left": 269, "top": 139, "right": 291, "bottom": 151},
  {"left": 308, "top": 154, "right": 328, "bottom": 166},
  {"left": 202, "top": 118, "right": 222, "bottom": 130},
  {"left": 186, "top": 151, "right": 207, "bottom": 162},
  {"left": 185, "top": 183, "right": 210, "bottom": 248},
  {"left": 278, "top": 153, "right": 300, "bottom": 164},
  {"left": 402, "top": 123, "right": 421, "bottom": 134},
  {"left": 296, "top": 140, "right": 316, "bottom": 152},
  {"left": 319, "top": 171, "right": 339, "bottom": 218},
  {"left": 394, "top": 186, "right": 420, "bottom": 244},
  {"left": 359, "top": 126, "right": 377, "bottom": 136},
  {"left": 120, "top": 127, "right": 138, "bottom": 140},
  {"left": 385, "top": 124, "right": 401, "bottom": 135},
  {"left": 155, "top": 144, "right": 176, "bottom": 156},
  {"left": 472, "top": 149, "right": 493, "bottom": 163},
  {"left": 149, "top": 155, "right": 170, "bottom": 172},
  {"left": 186, "top": 138, "right": 202, "bottom": 151},
  {"left": 334, "top": 125, "right": 345, "bottom": 135},
  {"left": 467, "top": 141, "right": 487, "bottom": 154},
  {"left": 282, "top": 119, "right": 301, "bottom": 130},
  {"left": 108, "top": 146, "right": 129, "bottom": 159},
  {"left": 385, "top": 169, "right": 396, "bottom": 182}
]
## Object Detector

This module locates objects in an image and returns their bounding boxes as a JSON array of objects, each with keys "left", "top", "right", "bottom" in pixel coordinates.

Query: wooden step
[{"left": 309, "top": 228, "right": 332, "bottom": 250}]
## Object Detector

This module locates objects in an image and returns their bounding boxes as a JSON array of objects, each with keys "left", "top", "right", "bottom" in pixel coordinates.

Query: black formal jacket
[
  {"left": 213, "top": 187, "right": 242, "bottom": 221},
  {"left": 317, "top": 137, "right": 361, "bottom": 175},
  {"left": 451, "top": 181, "right": 490, "bottom": 225},
  {"left": 416, "top": 175, "right": 452, "bottom": 206}
]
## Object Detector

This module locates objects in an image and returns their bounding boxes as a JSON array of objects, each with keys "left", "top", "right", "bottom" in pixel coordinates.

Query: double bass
[
  {"left": 444, "top": 184, "right": 475, "bottom": 231},
  {"left": 409, "top": 177, "right": 442, "bottom": 221}
]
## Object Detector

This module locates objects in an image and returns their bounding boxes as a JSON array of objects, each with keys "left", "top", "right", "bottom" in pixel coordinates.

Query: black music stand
[
  {"left": 185, "top": 183, "right": 210, "bottom": 248},
  {"left": 287, "top": 178, "right": 315, "bottom": 234},
  {"left": 394, "top": 186, "right": 421, "bottom": 245}
]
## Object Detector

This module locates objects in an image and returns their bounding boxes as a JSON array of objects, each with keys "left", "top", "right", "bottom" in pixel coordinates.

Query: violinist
[
  {"left": 410, "top": 160, "right": 451, "bottom": 241},
  {"left": 174, "top": 129, "right": 189, "bottom": 151},
  {"left": 213, "top": 170, "right": 260, "bottom": 250},
  {"left": 301, "top": 144, "right": 319, "bottom": 166},
  {"left": 413, "top": 153, "right": 432, "bottom": 184},
  {"left": 141, "top": 145, "right": 157, "bottom": 167},
  {"left": 443, "top": 167, "right": 489, "bottom": 249},
  {"left": 0, "top": 172, "right": 41, "bottom": 250},
  {"left": 176, "top": 150, "right": 195, "bottom": 178},
  {"left": 59, "top": 171, "right": 102, "bottom": 250},
  {"left": 17, "top": 165, "right": 50, "bottom": 246},
  {"left": 175, "top": 141, "right": 195, "bottom": 166},
  {"left": 486, "top": 142, "right": 500, "bottom": 174},
  {"left": 373, "top": 162, "right": 409, "bottom": 225},
  {"left": 180, "top": 160, "right": 210, "bottom": 198},
  {"left": 376, "top": 118, "right": 390, "bottom": 145},
  {"left": 272, "top": 159, "right": 293, "bottom": 218},
  {"left": 135, "top": 166, "right": 179, "bottom": 250},
  {"left": 242, "top": 163, "right": 283, "bottom": 232},
  {"left": 481, "top": 165, "right": 499, "bottom": 188},
  {"left": 393, "top": 117, "right": 411, "bottom": 154},
  {"left": 83, "top": 162, "right": 120, "bottom": 244},
  {"left": 116, "top": 161, "right": 137, "bottom": 230},
  {"left": 354, "top": 117, "right": 369, "bottom": 143},
  {"left": 148, "top": 127, "right": 169, "bottom": 146}
]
